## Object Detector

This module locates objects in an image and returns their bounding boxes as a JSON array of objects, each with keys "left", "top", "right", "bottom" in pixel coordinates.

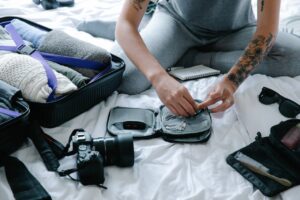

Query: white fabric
[
  {"left": 0, "top": 53, "right": 77, "bottom": 103},
  {"left": 0, "top": 0, "right": 300, "bottom": 200}
]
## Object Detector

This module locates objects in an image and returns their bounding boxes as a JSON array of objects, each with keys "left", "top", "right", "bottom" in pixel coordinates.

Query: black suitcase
[{"left": 0, "top": 16, "right": 125, "bottom": 128}]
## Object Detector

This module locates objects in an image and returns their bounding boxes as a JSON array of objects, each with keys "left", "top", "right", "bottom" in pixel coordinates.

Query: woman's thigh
[{"left": 177, "top": 27, "right": 300, "bottom": 77}]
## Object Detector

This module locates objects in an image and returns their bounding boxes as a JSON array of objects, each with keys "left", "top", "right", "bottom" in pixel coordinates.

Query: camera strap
[
  {"left": 28, "top": 120, "right": 60, "bottom": 172},
  {"left": 45, "top": 129, "right": 108, "bottom": 189},
  {"left": 1, "top": 156, "right": 52, "bottom": 200}
]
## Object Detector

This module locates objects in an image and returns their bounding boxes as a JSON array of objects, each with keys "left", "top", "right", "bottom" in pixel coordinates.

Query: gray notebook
[{"left": 168, "top": 65, "right": 220, "bottom": 81}]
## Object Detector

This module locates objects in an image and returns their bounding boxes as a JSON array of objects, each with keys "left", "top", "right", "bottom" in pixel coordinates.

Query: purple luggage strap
[
  {"left": 4, "top": 23, "right": 57, "bottom": 102},
  {"left": 0, "top": 108, "right": 20, "bottom": 118},
  {"left": 0, "top": 21, "right": 113, "bottom": 101}
]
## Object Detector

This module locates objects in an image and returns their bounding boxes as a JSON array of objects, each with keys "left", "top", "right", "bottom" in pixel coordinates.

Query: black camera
[
  {"left": 32, "top": 0, "right": 74, "bottom": 10},
  {"left": 71, "top": 129, "right": 134, "bottom": 185}
]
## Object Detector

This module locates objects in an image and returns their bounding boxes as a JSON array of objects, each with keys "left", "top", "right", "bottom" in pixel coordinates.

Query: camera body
[{"left": 72, "top": 130, "right": 134, "bottom": 185}]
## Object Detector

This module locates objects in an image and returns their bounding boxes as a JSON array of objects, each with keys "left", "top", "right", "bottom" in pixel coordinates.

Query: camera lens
[{"left": 93, "top": 134, "right": 134, "bottom": 167}]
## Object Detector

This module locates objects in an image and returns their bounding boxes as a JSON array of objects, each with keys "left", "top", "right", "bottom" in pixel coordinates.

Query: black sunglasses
[{"left": 258, "top": 87, "right": 300, "bottom": 118}]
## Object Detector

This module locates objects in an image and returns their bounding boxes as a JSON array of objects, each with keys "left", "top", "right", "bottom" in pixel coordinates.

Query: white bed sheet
[{"left": 0, "top": 0, "right": 299, "bottom": 200}]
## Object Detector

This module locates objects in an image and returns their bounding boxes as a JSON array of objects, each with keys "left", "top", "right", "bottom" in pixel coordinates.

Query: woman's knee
[
  {"left": 117, "top": 64, "right": 152, "bottom": 95},
  {"left": 111, "top": 43, "right": 152, "bottom": 95},
  {"left": 255, "top": 33, "right": 300, "bottom": 77}
]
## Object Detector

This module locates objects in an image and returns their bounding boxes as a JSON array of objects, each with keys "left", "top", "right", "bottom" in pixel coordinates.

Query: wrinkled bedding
[{"left": 0, "top": 0, "right": 300, "bottom": 199}]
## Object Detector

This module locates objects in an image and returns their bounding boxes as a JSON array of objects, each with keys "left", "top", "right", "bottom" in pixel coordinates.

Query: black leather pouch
[
  {"left": 226, "top": 119, "right": 300, "bottom": 197},
  {"left": 107, "top": 100, "right": 212, "bottom": 143}
]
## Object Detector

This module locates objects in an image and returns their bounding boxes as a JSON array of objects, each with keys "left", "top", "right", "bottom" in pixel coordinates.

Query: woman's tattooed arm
[
  {"left": 226, "top": 0, "right": 280, "bottom": 88},
  {"left": 227, "top": 33, "right": 274, "bottom": 87},
  {"left": 132, "top": 0, "right": 146, "bottom": 11}
]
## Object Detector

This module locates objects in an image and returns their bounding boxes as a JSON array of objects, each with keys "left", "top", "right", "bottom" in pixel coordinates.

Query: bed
[{"left": 0, "top": 0, "right": 299, "bottom": 199}]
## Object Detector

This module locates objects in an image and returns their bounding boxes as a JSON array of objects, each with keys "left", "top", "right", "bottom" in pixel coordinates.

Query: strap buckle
[{"left": 17, "top": 44, "right": 36, "bottom": 55}]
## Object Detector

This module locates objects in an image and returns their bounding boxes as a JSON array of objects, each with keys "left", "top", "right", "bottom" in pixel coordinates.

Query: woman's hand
[
  {"left": 152, "top": 73, "right": 198, "bottom": 117},
  {"left": 197, "top": 75, "right": 237, "bottom": 113}
]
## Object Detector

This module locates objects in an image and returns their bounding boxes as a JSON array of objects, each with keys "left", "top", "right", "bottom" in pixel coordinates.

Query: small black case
[
  {"left": 107, "top": 100, "right": 212, "bottom": 143},
  {"left": 226, "top": 119, "right": 300, "bottom": 197},
  {"left": 0, "top": 16, "right": 125, "bottom": 128}
]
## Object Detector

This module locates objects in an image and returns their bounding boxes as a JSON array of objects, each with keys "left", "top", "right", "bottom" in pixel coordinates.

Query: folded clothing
[
  {"left": 0, "top": 25, "right": 89, "bottom": 88},
  {"left": 38, "top": 30, "right": 112, "bottom": 78},
  {"left": 10, "top": 19, "right": 112, "bottom": 78},
  {"left": 47, "top": 61, "right": 89, "bottom": 88},
  {"left": 0, "top": 53, "right": 77, "bottom": 103},
  {"left": 11, "top": 19, "right": 46, "bottom": 48},
  {"left": 0, "top": 26, "right": 34, "bottom": 49}
]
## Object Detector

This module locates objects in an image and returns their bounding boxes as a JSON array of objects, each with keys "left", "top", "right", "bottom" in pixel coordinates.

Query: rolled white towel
[{"left": 0, "top": 53, "right": 77, "bottom": 103}]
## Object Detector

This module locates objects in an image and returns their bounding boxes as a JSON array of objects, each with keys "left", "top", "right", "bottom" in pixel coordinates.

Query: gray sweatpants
[{"left": 111, "top": 8, "right": 300, "bottom": 95}]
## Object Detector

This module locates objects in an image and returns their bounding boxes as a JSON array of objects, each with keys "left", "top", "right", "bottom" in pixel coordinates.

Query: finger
[
  {"left": 167, "top": 104, "right": 179, "bottom": 116},
  {"left": 210, "top": 98, "right": 233, "bottom": 113},
  {"left": 180, "top": 97, "right": 197, "bottom": 116},
  {"left": 197, "top": 96, "right": 221, "bottom": 110},
  {"left": 183, "top": 91, "right": 198, "bottom": 112},
  {"left": 167, "top": 100, "right": 189, "bottom": 117},
  {"left": 209, "top": 90, "right": 222, "bottom": 100},
  {"left": 174, "top": 102, "right": 190, "bottom": 117}
]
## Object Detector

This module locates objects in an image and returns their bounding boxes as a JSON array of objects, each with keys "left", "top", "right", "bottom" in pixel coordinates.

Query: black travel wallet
[
  {"left": 107, "top": 100, "right": 212, "bottom": 143},
  {"left": 226, "top": 119, "right": 300, "bottom": 197}
]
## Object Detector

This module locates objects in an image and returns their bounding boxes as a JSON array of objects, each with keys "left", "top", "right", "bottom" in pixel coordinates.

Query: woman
[{"left": 106, "top": 0, "right": 300, "bottom": 116}]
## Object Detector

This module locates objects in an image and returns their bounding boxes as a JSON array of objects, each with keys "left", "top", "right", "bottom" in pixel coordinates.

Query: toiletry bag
[
  {"left": 226, "top": 119, "right": 300, "bottom": 197},
  {"left": 107, "top": 100, "right": 212, "bottom": 143},
  {"left": 0, "top": 16, "right": 125, "bottom": 128}
]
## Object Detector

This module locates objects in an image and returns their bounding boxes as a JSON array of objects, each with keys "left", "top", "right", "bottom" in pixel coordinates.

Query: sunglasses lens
[
  {"left": 279, "top": 100, "right": 300, "bottom": 118},
  {"left": 259, "top": 88, "right": 278, "bottom": 104}
]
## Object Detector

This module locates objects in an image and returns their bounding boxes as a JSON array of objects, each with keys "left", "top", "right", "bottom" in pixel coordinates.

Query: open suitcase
[{"left": 0, "top": 16, "right": 125, "bottom": 128}]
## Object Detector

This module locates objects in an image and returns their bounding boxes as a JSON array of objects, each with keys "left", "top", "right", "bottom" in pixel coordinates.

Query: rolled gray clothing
[
  {"left": 38, "top": 30, "right": 112, "bottom": 78},
  {"left": 47, "top": 61, "right": 89, "bottom": 88}
]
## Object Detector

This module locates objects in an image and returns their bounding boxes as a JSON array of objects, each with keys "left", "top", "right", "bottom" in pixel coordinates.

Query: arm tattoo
[
  {"left": 132, "top": 0, "right": 145, "bottom": 11},
  {"left": 228, "top": 33, "right": 273, "bottom": 87},
  {"left": 261, "top": 0, "right": 265, "bottom": 12}
]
